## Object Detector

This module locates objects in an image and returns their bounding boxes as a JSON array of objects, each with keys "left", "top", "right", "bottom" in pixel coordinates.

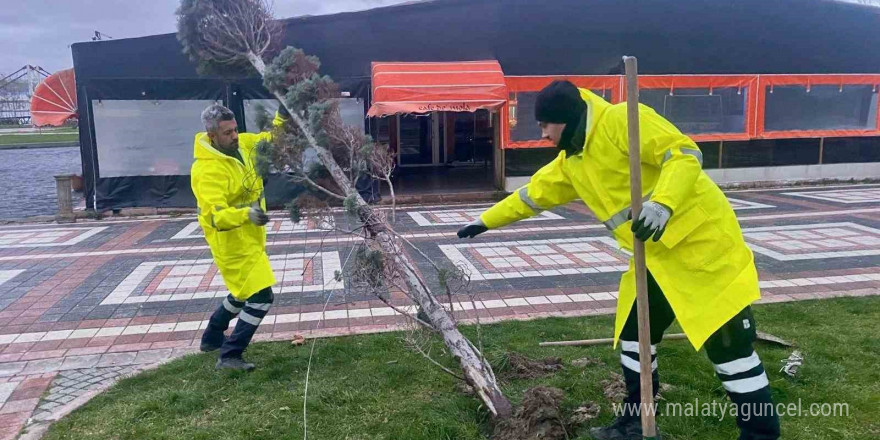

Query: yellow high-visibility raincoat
[
  {"left": 480, "top": 89, "right": 760, "bottom": 350},
  {"left": 191, "top": 114, "right": 285, "bottom": 301}
]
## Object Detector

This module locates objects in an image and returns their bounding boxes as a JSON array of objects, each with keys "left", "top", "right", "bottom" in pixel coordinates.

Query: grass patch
[
  {"left": 0, "top": 132, "right": 78, "bottom": 146},
  {"left": 43, "top": 297, "right": 880, "bottom": 440}
]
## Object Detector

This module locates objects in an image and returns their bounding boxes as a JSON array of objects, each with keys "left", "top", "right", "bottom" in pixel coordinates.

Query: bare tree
[
  {"left": 177, "top": 0, "right": 512, "bottom": 418},
  {"left": 358, "top": 137, "right": 396, "bottom": 221}
]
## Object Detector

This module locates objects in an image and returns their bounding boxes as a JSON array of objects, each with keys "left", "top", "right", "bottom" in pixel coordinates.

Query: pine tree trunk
[{"left": 249, "top": 54, "right": 512, "bottom": 418}]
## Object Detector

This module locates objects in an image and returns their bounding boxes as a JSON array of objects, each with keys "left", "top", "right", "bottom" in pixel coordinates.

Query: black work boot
[
  {"left": 200, "top": 335, "right": 225, "bottom": 352},
  {"left": 589, "top": 416, "right": 661, "bottom": 440},
  {"left": 215, "top": 357, "right": 255, "bottom": 372}
]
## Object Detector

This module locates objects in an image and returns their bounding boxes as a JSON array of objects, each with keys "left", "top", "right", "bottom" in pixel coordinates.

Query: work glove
[
  {"left": 457, "top": 221, "right": 488, "bottom": 239},
  {"left": 248, "top": 202, "right": 270, "bottom": 226},
  {"left": 630, "top": 201, "right": 672, "bottom": 242}
]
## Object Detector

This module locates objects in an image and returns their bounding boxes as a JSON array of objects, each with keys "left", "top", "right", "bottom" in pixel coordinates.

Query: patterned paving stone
[
  {"left": 0, "top": 185, "right": 878, "bottom": 438},
  {"left": 408, "top": 208, "right": 564, "bottom": 226},
  {"left": 0, "top": 270, "right": 23, "bottom": 288},
  {"left": 440, "top": 237, "right": 629, "bottom": 281},
  {"left": 0, "top": 227, "right": 108, "bottom": 249},
  {"left": 726, "top": 197, "right": 775, "bottom": 210},
  {"left": 783, "top": 187, "right": 880, "bottom": 204},
  {"left": 31, "top": 365, "right": 142, "bottom": 421},
  {"left": 744, "top": 222, "right": 880, "bottom": 260},
  {"left": 100, "top": 252, "right": 344, "bottom": 305},
  {"left": 132, "top": 349, "right": 173, "bottom": 365},
  {"left": 95, "top": 352, "right": 137, "bottom": 368},
  {"left": 170, "top": 217, "right": 334, "bottom": 240},
  {"left": 0, "top": 383, "right": 16, "bottom": 406}
]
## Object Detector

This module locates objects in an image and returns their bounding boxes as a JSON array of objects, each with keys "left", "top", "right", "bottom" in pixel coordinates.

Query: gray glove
[
  {"left": 631, "top": 201, "right": 671, "bottom": 242},
  {"left": 248, "top": 203, "right": 270, "bottom": 226}
]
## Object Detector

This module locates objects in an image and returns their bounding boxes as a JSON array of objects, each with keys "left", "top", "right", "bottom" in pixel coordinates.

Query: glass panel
[
  {"left": 337, "top": 98, "right": 365, "bottom": 131},
  {"left": 764, "top": 85, "right": 878, "bottom": 131},
  {"left": 398, "top": 114, "right": 432, "bottom": 165},
  {"left": 453, "top": 112, "right": 475, "bottom": 162},
  {"left": 373, "top": 117, "right": 391, "bottom": 144},
  {"left": 93, "top": 99, "right": 215, "bottom": 177},
  {"left": 244, "top": 98, "right": 365, "bottom": 133},
  {"left": 510, "top": 92, "right": 541, "bottom": 142},
  {"left": 640, "top": 87, "right": 747, "bottom": 135},
  {"left": 243, "top": 99, "right": 278, "bottom": 133}
]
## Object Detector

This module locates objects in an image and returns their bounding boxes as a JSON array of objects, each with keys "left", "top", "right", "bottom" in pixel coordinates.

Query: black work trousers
[
  {"left": 202, "top": 287, "right": 274, "bottom": 360},
  {"left": 617, "top": 271, "right": 780, "bottom": 440}
]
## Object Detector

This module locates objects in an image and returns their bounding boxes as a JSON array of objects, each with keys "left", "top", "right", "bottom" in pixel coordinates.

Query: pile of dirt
[
  {"left": 501, "top": 352, "right": 564, "bottom": 380},
  {"left": 600, "top": 372, "right": 675, "bottom": 401},
  {"left": 571, "top": 357, "right": 604, "bottom": 368},
  {"left": 601, "top": 372, "right": 628, "bottom": 402},
  {"left": 492, "top": 386, "right": 568, "bottom": 440},
  {"left": 569, "top": 402, "right": 601, "bottom": 425}
]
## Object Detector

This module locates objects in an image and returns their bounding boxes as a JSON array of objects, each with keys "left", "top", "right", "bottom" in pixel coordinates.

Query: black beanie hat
[{"left": 535, "top": 80, "right": 586, "bottom": 124}]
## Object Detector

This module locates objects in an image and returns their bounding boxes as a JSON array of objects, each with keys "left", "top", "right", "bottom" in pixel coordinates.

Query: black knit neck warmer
[{"left": 560, "top": 111, "right": 587, "bottom": 157}]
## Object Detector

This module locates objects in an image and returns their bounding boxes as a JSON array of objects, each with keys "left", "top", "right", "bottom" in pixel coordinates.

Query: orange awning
[
  {"left": 30, "top": 68, "right": 78, "bottom": 127},
  {"left": 366, "top": 60, "right": 507, "bottom": 117}
]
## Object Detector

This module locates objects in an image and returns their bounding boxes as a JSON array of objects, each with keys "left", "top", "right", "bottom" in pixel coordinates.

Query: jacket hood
[
  {"left": 563, "top": 88, "right": 613, "bottom": 156},
  {"left": 579, "top": 88, "right": 612, "bottom": 145},
  {"left": 194, "top": 132, "right": 235, "bottom": 161}
]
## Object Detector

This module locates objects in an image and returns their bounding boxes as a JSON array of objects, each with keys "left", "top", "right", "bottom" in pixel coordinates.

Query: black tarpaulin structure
[{"left": 71, "top": 0, "right": 880, "bottom": 210}]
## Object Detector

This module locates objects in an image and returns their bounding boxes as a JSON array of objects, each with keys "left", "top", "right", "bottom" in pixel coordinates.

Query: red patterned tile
[
  {"left": 114, "top": 334, "right": 146, "bottom": 345},
  {"left": 2, "top": 343, "right": 35, "bottom": 355},
  {"left": 103, "top": 318, "right": 132, "bottom": 328},
  {"left": 128, "top": 316, "right": 158, "bottom": 326},
  {"left": 28, "top": 340, "right": 63, "bottom": 352},
  {"left": 76, "top": 319, "right": 108, "bottom": 329},
  {"left": 140, "top": 333, "right": 171, "bottom": 344},
  {"left": 87, "top": 336, "right": 118, "bottom": 347},
  {"left": 169, "top": 331, "right": 198, "bottom": 341}
]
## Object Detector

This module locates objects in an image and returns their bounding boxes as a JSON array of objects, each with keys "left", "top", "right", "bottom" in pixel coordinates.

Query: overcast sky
[{"left": 1, "top": 0, "right": 413, "bottom": 77}]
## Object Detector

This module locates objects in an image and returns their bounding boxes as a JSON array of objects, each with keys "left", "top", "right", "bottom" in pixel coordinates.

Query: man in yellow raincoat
[
  {"left": 457, "top": 81, "right": 779, "bottom": 439},
  {"left": 192, "top": 103, "right": 289, "bottom": 371}
]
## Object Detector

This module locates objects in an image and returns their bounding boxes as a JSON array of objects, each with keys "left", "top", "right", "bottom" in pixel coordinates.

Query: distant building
[{"left": 71, "top": 0, "right": 880, "bottom": 211}]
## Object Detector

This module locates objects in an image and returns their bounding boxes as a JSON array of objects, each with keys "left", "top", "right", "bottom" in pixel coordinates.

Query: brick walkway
[{"left": 0, "top": 183, "right": 879, "bottom": 439}]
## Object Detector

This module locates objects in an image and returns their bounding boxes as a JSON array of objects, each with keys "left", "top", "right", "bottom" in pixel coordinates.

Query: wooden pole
[{"left": 623, "top": 56, "right": 658, "bottom": 440}]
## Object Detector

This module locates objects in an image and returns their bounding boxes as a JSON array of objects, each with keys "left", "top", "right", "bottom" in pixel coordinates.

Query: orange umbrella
[{"left": 30, "top": 68, "right": 77, "bottom": 126}]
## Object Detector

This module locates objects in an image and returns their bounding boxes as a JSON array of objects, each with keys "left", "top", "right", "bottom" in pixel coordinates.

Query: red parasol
[{"left": 30, "top": 68, "right": 78, "bottom": 126}]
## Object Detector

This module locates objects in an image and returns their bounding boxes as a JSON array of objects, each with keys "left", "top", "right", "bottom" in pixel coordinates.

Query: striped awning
[{"left": 366, "top": 60, "right": 507, "bottom": 117}]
